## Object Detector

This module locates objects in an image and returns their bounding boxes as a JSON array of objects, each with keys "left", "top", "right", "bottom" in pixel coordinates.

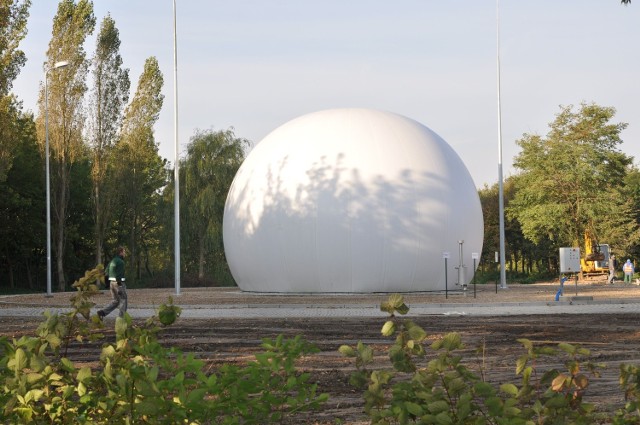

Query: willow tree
[
  {"left": 87, "top": 15, "right": 129, "bottom": 270},
  {"left": 508, "top": 103, "right": 639, "bottom": 257},
  {"left": 0, "top": 0, "right": 30, "bottom": 181},
  {"left": 180, "top": 129, "right": 249, "bottom": 280},
  {"left": 36, "top": 0, "right": 95, "bottom": 291},
  {"left": 111, "top": 56, "right": 167, "bottom": 281}
]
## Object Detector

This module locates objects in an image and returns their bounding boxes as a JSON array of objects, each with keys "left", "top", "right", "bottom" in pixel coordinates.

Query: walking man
[
  {"left": 608, "top": 255, "right": 617, "bottom": 284},
  {"left": 623, "top": 259, "right": 635, "bottom": 284},
  {"left": 98, "top": 246, "right": 128, "bottom": 319}
]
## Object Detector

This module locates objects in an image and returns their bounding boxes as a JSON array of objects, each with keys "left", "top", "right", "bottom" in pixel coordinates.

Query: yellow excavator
[{"left": 580, "top": 232, "right": 610, "bottom": 278}]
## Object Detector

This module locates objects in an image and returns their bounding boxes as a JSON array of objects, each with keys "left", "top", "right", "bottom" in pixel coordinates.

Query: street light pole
[
  {"left": 173, "top": 0, "right": 181, "bottom": 296},
  {"left": 496, "top": 0, "right": 507, "bottom": 289},
  {"left": 45, "top": 60, "right": 69, "bottom": 297}
]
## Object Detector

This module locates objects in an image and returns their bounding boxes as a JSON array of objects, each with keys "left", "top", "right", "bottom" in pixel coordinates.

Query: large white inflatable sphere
[{"left": 223, "top": 108, "right": 483, "bottom": 292}]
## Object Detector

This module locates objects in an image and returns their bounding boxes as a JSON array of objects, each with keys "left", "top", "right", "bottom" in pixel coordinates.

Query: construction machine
[{"left": 580, "top": 232, "right": 610, "bottom": 278}]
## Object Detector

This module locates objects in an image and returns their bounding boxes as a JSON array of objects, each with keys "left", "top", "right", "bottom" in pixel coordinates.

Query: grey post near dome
[
  {"left": 45, "top": 60, "right": 69, "bottom": 297},
  {"left": 173, "top": 0, "right": 181, "bottom": 295},
  {"left": 496, "top": 0, "right": 507, "bottom": 289}
]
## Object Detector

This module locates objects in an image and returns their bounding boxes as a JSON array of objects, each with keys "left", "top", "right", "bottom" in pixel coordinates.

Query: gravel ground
[{"left": 2, "top": 280, "right": 640, "bottom": 309}]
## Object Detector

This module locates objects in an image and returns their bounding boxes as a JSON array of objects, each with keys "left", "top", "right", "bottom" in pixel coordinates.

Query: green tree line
[
  {"left": 0, "top": 0, "right": 248, "bottom": 292},
  {"left": 479, "top": 103, "right": 640, "bottom": 280},
  {"left": 1, "top": 1, "right": 637, "bottom": 292}
]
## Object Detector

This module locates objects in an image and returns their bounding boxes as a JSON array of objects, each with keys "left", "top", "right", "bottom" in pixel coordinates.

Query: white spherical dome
[{"left": 223, "top": 108, "right": 483, "bottom": 292}]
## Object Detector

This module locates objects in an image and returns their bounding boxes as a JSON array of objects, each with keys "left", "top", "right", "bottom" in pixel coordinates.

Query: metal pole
[
  {"left": 173, "top": 0, "right": 181, "bottom": 295},
  {"left": 473, "top": 258, "right": 477, "bottom": 299},
  {"left": 497, "top": 0, "right": 508, "bottom": 289},
  {"left": 45, "top": 69, "right": 52, "bottom": 297},
  {"left": 457, "top": 240, "right": 465, "bottom": 287},
  {"left": 445, "top": 257, "right": 448, "bottom": 299}
]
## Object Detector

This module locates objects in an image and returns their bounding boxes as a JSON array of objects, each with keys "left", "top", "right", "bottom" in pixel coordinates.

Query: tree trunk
[
  {"left": 8, "top": 260, "right": 14, "bottom": 289},
  {"left": 56, "top": 159, "right": 68, "bottom": 292},
  {"left": 129, "top": 207, "right": 137, "bottom": 281},
  {"left": 95, "top": 185, "right": 104, "bottom": 270},
  {"left": 26, "top": 261, "right": 33, "bottom": 289},
  {"left": 198, "top": 236, "right": 205, "bottom": 279}
]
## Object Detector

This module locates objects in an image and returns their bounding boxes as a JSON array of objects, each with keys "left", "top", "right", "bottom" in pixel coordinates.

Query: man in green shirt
[{"left": 97, "top": 246, "right": 128, "bottom": 320}]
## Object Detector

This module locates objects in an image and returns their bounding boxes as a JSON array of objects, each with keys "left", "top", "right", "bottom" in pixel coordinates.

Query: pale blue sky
[{"left": 12, "top": 1, "right": 640, "bottom": 187}]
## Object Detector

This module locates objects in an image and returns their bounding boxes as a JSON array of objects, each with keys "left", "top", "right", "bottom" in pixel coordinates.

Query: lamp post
[
  {"left": 45, "top": 60, "right": 69, "bottom": 297},
  {"left": 496, "top": 0, "right": 507, "bottom": 289},
  {"left": 173, "top": 0, "right": 181, "bottom": 296}
]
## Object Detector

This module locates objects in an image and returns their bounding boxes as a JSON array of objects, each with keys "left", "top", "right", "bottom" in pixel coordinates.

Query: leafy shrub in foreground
[
  {"left": 340, "top": 294, "right": 640, "bottom": 424},
  {"left": 0, "top": 266, "right": 327, "bottom": 424}
]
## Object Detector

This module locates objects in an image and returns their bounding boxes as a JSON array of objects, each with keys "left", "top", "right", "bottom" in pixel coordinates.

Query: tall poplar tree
[
  {"left": 112, "top": 56, "right": 167, "bottom": 281},
  {"left": 0, "top": 0, "right": 30, "bottom": 181},
  {"left": 37, "top": 0, "right": 95, "bottom": 291},
  {"left": 88, "top": 15, "right": 129, "bottom": 270}
]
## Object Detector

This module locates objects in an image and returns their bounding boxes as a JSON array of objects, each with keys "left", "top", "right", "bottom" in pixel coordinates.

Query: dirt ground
[{"left": 2, "top": 281, "right": 640, "bottom": 424}]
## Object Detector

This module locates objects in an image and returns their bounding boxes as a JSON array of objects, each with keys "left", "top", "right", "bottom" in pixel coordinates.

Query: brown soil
[{"left": 2, "top": 282, "right": 640, "bottom": 424}]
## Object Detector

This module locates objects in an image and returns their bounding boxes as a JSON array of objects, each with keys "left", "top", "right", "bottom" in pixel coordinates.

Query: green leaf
[
  {"left": 26, "top": 373, "right": 44, "bottom": 384},
  {"left": 435, "top": 410, "right": 454, "bottom": 424},
  {"left": 60, "top": 357, "right": 75, "bottom": 372},
  {"left": 441, "top": 332, "right": 462, "bottom": 351},
  {"left": 49, "top": 372, "right": 63, "bottom": 382},
  {"left": 187, "top": 388, "right": 207, "bottom": 405},
  {"left": 473, "top": 381, "right": 495, "bottom": 397},
  {"left": 349, "top": 371, "right": 368, "bottom": 388},
  {"left": 558, "top": 342, "right": 576, "bottom": 354},
  {"left": 77, "top": 381, "right": 87, "bottom": 397},
  {"left": 148, "top": 366, "right": 159, "bottom": 381},
  {"left": 544, "top": 394, "right": 568, "bottom": 408},
  {"left": 407, "top": 323, "right": 427, "bottom": 342},
  {"left": 115, "top": 316, "right": 128, "bottom": 339},
  {"left": 100, "top": 345, "right": 116, "bottom": 361},
  {"left": 516, "top": 354, "right": 529, "bottom": 375},
  {"left": 381, "top": 294, "right": 407, "bottom": 315},
  {"left": 25, "top": 389, "right": 44, "bottom": 403},
  {"left": 135, "top": 399, "right": 160, "bottom": 415},
  {"left": 13, "top": 348, "right": 27, "bottom": 370},
  {"left": 380, "top": 302, "right": 393, "bottom": 314},
  {"left": 517, "top": 338, "right": 533, "bottom": 350},
  {"left": 405, "top": 401, "right": 423, "bottom": 416},
  {"left": 428, "top": 400, "right": 450, "bottom": 414},
  {"left": 538, "top": 346, "right": 556, "bottom": 356},
  {"left": 76, "top": 367, "right": 91, "bottom": 383},
  {"left": 338, "top": 345, "right": 356, "bottom": 357},
  {"left": 381, "top": 320, "right": 396, "bottom": 337},
  {"left": 396, "top": 303, "right": 410, "bottom": 315},
  {"left": 387, "top": 294, "right": 404, "bottom": 309},
  {"left": 358, "top": 342, "right": 373, "bottom": 364},
  {"left": 45, "top": 333, "right": 62, "bottom": 349},
  {"left": 500, "top": 383, "right": 519, "bottom": 396}
]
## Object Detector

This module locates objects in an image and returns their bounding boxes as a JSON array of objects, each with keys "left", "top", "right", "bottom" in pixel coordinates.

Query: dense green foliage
[
  {"left": 341, "top": 294, "right": 640, "bottom": 424},
  {"left": 110, "top": 56, "right": 168, "bottom": 283},
  {"left": 480, "top": 104, "right": 640, "bottom": 279},
  {"left": 176, "top": 129, "right": 249, "bottom": 282},
  {"left": 88, "top": 14, "right": 130, "bottom": 274},
  {"left": 1, "top": 2, "right": 639, "bottom": 290},
  {"left": 0, "top": 267, "right": 328, "bottom": 423},
  {"left": 510, "top": 104, "right": 635, "bottom": 250},
  {"left": 35, "top": 0, "right": 96, "bottom": 291},
  {"left": 0, "top": 3, "right": 249, "bottom": 291}
]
